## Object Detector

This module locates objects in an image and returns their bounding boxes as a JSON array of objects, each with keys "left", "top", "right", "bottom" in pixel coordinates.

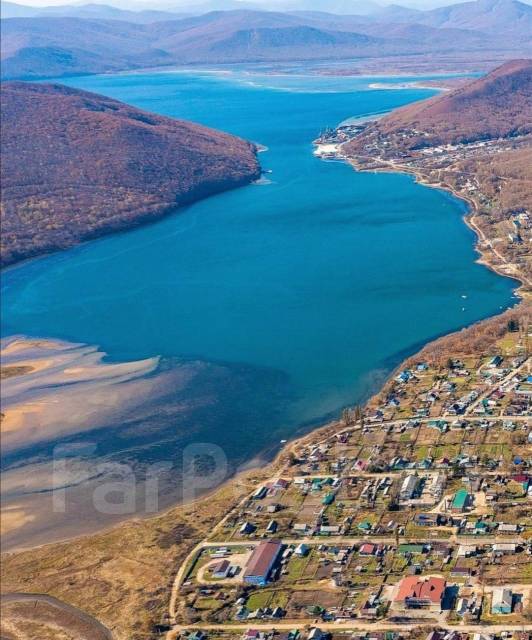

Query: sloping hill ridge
[
  {"left": 353, "top": 58, "right": 532, "bottom": 148},
  {"left": 210, "top": 25, "right": 381, "bottom": 57},
  {"left": 380, "top": 0, "right": 532, "bottom": 36},
  {"left": 0, "top": 82, "right": 260, "bottom": 267},
  {"left": 419, "top": 0, "right": 532, "bottom": 35}
]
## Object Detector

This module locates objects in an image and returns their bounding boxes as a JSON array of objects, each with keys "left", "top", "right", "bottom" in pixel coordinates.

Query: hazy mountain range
[
  {"left": 1, "top": 0, "right": 531, "bottom": 78},
  {"left": 2, "top": 0, "right": 532, "bottom": 15},
  {"left": 1, "top": 1, "right": 190, "bottom": 21},
  {"left": 0, "top": 0, "right": 392, "bottom": 18}
]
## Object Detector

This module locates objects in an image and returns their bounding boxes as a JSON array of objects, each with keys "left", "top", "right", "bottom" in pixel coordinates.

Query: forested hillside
[{"left": 0, "top": 82, "right": 260, "bottom": 266}]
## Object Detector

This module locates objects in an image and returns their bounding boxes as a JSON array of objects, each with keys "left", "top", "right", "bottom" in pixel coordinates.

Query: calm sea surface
[{"left": 1, "top": 69, "right": 517, "bottom": 477}]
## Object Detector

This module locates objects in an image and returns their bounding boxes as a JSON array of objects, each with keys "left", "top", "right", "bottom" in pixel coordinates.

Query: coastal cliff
[{"left": 0, "top": 82, "right": 261, "bottom": 267}]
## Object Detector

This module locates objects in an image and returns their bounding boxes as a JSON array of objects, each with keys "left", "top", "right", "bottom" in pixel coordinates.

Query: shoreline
[
  {"left": 367, "top": 81, "right": 452, "bottom": 91},
  {"left": 1, "top": 150, "right": 526, "bottom": 557},
  {"left": 1, "top": 153, "right": 262, "bottom": 273},
  {"left": 0, "top": 291, "right": 522, "bottom": 555},
  {"left": 83, "top": 64, "right": 479, "bottom": 80},
  {"left": 1, "top": 95, "right": 527, "bottom": 557},
  {"left": 2, "top": 272, "right": 519, "bottom": 553},
  {"left": 344, "top": 154, "right": 529, "bottom": 296}
]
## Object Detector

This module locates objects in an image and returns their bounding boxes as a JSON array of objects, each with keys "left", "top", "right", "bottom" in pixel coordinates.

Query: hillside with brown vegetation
[
  {"left": 0, "top": 81, "right": 260, "bottom": 267},
  {"left": 345, "top": 59, "right": 531, "bottom": 292},
  {"left": 454, "top": 146, "right": 532, "bottom": 282},
  {"left": 350, "top": 58, "right": 531, "bottom": 150}
]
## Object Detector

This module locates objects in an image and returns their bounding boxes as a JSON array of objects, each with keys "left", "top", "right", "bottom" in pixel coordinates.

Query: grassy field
[{"left": 0, "top": 471, "right": 269, "bottom": 640}]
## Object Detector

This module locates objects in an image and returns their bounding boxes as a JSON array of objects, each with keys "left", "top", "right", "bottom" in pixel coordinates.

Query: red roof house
[
  {"left": 395, "top": 576, "right": 446, "bottom": 611},
  {"left": 359, "top": 543, "right": 377, "bottom": 556}
]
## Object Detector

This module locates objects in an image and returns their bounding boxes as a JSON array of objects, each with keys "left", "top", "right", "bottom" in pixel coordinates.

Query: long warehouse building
[{"left": 243, "top": 539, "right": 283, "bottom": 586}]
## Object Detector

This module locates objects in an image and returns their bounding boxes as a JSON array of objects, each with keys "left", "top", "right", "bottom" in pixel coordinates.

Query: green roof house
[
  {"left": 451, "top": 488, "right": 470, "bottom": 513},
  {"left": 398, "top": 543, "right": 425, "bottom": 555}
]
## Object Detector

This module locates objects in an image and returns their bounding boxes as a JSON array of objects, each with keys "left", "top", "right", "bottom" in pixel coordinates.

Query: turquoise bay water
[{"left": 1, "top": 70, "right": 517, "bottom": 472}]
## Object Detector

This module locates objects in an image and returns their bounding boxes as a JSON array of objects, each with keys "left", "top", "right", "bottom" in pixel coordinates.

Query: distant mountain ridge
[
  {"left": 1, "top": 0, "right": 532, "bottom": 78},
  {"left": 0, "top": 1, "right": 189, "bottom": 22},
  {"left": 3, "top": 0, "right": 532, "bottom": 19},
  {"left": 209, "top": 24, "right": 383, "bottom": 58},
  {"left": 0, "top": 82, "right": 260, "bottom": 266},
  {"left": 385, "top": 0, "right": 532, "bottom": 35}
]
